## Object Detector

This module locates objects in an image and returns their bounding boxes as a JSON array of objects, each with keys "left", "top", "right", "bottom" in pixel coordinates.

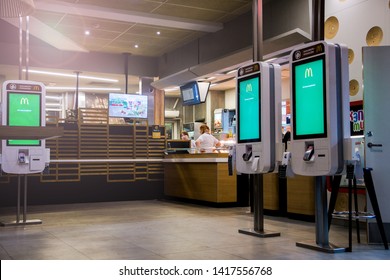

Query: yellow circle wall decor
[
  {"left": 325, "top": 16, "right": 339, "bottom": 39},
  {"left": 366, "top": 26, "right": 383, "bottom": 46},
  {"left": 349, "top": 79, "right": 359, "bottom": 96}
]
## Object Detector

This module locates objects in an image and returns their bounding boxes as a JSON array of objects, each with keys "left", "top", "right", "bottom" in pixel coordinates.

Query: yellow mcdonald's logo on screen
[
  {"left": 7, "top": 92, "right": 41, "bottom": 146},
  {"left": 20, "top": 97, "right": 29, "bottom": 105},
  {"left": 245, "top": 83, "right": 253, "bottom": 92},
  {"left": 304, "top": 67, "right": 313, "bottom": 78},
  {"left": 294, "top": 58, "right": 325, "bottom": 137}
]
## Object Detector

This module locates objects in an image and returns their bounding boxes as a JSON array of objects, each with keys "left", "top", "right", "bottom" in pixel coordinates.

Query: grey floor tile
[{"left": 1, "top": 200, "right": 389, "bottom": 260}]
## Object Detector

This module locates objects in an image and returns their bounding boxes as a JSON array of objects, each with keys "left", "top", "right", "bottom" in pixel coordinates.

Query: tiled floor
[{"left": 0, "top": 200, "right": 389, "bottom": 260}]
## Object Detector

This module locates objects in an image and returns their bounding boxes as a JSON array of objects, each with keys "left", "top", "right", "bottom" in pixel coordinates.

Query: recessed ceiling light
[
  {"left": 156, "top": 31, "right": 161, "bottom": 35},
  {"left": 84, "top": 30, "right": 90, "bottom": 35},
  {"left": 134, "top": 44, "right": 139, "bottom": 48}
]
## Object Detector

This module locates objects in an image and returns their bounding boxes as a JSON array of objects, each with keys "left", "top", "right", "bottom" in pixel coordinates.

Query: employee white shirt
[{"left": 196, "top": 133, "right": 219, "bottom": 152}]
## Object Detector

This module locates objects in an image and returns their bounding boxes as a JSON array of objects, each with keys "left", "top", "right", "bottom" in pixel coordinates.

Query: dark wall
[{"left": 0, "top": 175, "right": 164, "bottom": 207}]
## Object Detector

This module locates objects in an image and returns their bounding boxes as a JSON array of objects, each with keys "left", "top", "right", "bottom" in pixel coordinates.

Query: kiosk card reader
[
  {"left": 1, "top": 80, "right": 49, "bottom": 174},
  {"left": 290, "top": 41, "right": 350, "bottom": 176},
  {"left": 236, "top": 62, "right": 281, "bottom": 174}
]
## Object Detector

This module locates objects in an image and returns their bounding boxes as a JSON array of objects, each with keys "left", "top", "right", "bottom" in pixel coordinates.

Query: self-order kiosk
[
  {"left": 236, "top": 62, "right": 281, "bottom": 175},
  {"left": 1, "top": 80, "right": 49, "bottom": 174},
  {"left": 290, "top": 41, "right": 350, "bottom": 177}
]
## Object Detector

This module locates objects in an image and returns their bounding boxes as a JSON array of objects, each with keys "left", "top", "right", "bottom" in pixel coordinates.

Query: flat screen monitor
[
  {"left": 7, "top": 92, "right": 41, "bottom": 146},
  {"left": 167, "top": 140, "right": 190, "bottom": 149},
  {"left": 292, "top": 55, "right": 327, "bottom": 140},
  {"left": 108, "top": 93, "right": 148, "bottom": 119},
  {"left": 237, "top": 73, "right": 261, "bottom": 143},
  {"left": 180, "top": 81, "right": 201, "bottom": 106},
  {"left": 167, "top": 140, "right": 190, "bottom": 154}
]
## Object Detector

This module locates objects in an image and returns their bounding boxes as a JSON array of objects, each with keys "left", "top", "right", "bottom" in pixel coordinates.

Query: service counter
[{"left": 163, "top": 153, "right": 237, "bottom": 204}]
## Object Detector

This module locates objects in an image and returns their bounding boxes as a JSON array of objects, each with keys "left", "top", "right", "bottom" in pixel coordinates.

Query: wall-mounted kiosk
[
  {"left": 290, "top": 41, "right": 349, "bottom": 176},
  {"left": 1, "top": 80, "right": 51, "bottom": 226},
  {"left": 289, "top": 41, "right": 350, "bottom": 253},
  {"left": 235, "top": 62, "right": 281, "bottom": 238}
]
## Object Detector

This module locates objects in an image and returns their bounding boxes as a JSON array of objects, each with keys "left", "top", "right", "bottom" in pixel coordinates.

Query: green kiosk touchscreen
[
  {"left": 7, "top": 92, "right": 41, "bottom": 146},
  {"left": 292, "top": 55, "right": 327, "bottom": 140},
  {"left": 237, "top": 74, "right": 261, "bottom": 143}
]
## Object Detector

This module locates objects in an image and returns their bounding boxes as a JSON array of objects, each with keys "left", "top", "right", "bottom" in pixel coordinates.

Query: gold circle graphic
[
  {"left": 366, "top": 26, "right": 383, "bottom": 46},
  {"left": 349, "top": 79, "right": 359, "bottom": 96},
  {"left": 325, "top": 16, "right": 339, "bottom": 39},
  {"left": 348, "top": 49, "right": 355, "bottom": 64}
]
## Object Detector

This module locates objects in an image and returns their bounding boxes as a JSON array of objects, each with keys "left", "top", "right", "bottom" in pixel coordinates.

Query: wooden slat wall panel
[
  {"left": 79, "top": 108, "right": 108, "bottom": 124},
  {"left": 135, "top": 125, "right": 149, "bottom": 158},
  {"left": 40, "top": 163, "right": 80, "bottom": 182},
  {"left": 1, "top": 110, "right": 165, "bottom": 184},
  {"left": 79, "top": 125, "right": 109, "bottom": 159},
  {"left": 43, "top": 122, "right": 80, "bottom": 181},
  {"left": 80, "top": 163, "right": 108, "bottom": 175},
  {"left": 108, "top": 125, "right": 134, "bottom": 158},
  {"left": 107, "top": 163, "right": 135, "bottom": 182}
]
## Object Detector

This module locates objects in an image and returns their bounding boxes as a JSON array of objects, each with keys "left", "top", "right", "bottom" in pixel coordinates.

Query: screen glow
[
  {"left": 7, "top": 92, "right": 41, "bottom": 146},
  {"left": 238, "top": 74, "right": 260, "bottom": 143},
  {"left": 293, "top": 56, "right": 327, "bottom": 139},
  {"left": 180, "top": 81, "right": 201, "bottom": 106},
  {"left": 109, "top": 93, "right": 148, "bottom": 119}
]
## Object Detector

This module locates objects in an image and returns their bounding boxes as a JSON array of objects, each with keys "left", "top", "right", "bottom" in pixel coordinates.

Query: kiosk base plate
[
  {"left": 238, "top": 228, "right": 281, "bottom": 238},
  {"left": 1, "top": 219, "right": 42, "bottom": 227},
  {"left": 296, "top": 241, "right": 346, "bottom": 253}
]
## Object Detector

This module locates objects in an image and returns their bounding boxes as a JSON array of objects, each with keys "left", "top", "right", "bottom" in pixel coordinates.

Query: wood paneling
[
  {"left": 164, "top": 154, "right": 236, "bottom": 203},
  {"left": 263, "top": 173, "right": 279, "bottom": 210},
  {"left": 0, "top": 108, "right": 166, "bottom": 184},
  {"left": 287, "top": 175, "right": 315, "bottom": 215}
]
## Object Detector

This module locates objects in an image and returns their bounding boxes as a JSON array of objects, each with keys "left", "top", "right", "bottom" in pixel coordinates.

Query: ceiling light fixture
[
  {"left": 164, "top": 87, "right": 180, "bottom": 92},
  {"left": 134, "top": 44, "right": 139, "bottom": 48},
  {"left": 23, "top": 69, "right": 119, "bottom": 82},
  {"left": 46, "top": 86, "right": 122, "bottom": 91},
  {"left": 156, "top": 31, "right": 161, "bottom": 35},
  {"left": 226, "top": 69, "right": 237, "bottom": 75},
  {"left": 84, "top": 30, "right": 90, "bottom": 35}
]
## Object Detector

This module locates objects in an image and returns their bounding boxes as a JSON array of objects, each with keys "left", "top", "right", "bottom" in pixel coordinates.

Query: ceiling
[{"left": 0, "top": 0, "right": 254, "bottom": 95}]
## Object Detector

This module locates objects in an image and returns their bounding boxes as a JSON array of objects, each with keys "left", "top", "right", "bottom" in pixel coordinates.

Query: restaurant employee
[{"left": 195, "top": 124, "right": 221, "bottom": 152}]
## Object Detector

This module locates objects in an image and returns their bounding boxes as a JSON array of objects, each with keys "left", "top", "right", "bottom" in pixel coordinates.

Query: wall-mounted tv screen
[
  {"left": 237, "top": 73, "right": 261, "bottom": 143},
  {"left": 7, "top": 92, "right": 41, "bottom": 146},
  {"left": 108, "top": 93, "right": 148, "bottom": 119},
  {"left": 180, "top": 81, "right": 201, "bottom": 106},
  {"left": 292, "top": 55, "right": 327, "bottom": 140}
]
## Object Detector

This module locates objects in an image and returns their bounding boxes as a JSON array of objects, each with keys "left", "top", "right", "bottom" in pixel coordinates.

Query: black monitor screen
[
  {"left": 180, "top": 81, "right": 201, "bottom": 106},
  {"left": 237, "top": 73, "right": 261, "bottom": 143},
  {"left": 292, "top": 55, "right": 327, "bottom": 140}
]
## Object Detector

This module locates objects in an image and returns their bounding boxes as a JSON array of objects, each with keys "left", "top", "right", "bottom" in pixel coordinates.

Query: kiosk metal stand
[
  {"left": 296, "top": 176, "right": 345, "bottom": 253},
  {"left": 1, "top": 174, "right": 42, "bottom": 226},
  {"left": 239, "top": 174, "right": 280, "bottom": 238}
]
